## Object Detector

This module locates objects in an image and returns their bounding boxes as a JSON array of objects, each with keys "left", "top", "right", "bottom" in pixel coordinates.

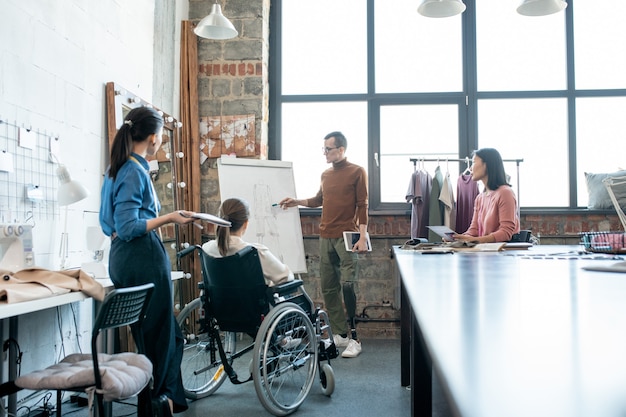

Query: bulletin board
[
  {"left": 217, "top": 157, "right": 306, "bottom": 273},
  {"left": 0, "top": 119, "right": 59, "bottom": 223}
]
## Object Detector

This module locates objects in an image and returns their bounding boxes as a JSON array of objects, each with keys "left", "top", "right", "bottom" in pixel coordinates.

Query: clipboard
[
  {"left": 343, "top": 232, "right": 372, "bottom": 252},
  {"left": 181, "top": 212, "right": 232, "bottom": 227}
]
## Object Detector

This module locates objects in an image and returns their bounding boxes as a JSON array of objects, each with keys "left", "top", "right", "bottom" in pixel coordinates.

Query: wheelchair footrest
[{"left": 319, "top": 341, "right": 339, "bottom": 360}]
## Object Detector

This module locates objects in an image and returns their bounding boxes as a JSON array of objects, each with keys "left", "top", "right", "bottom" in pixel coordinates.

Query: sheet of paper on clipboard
[{"left": 185, "top": 212, "right": 232, "bottom": 227}]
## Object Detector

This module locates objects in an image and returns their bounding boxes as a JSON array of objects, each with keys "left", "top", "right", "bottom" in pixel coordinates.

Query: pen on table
[{"left": 421, "top": 250, "right": 453, "bottom": 255}]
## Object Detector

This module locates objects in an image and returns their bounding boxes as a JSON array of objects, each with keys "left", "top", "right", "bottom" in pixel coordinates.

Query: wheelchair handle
[{"left": 176, "top": 244, "right": 202, "bottom": 259}]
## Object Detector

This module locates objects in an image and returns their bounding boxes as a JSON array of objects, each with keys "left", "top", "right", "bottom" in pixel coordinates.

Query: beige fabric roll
[{"left": 0, "top": 268, "right": 105, "bottom": 304}]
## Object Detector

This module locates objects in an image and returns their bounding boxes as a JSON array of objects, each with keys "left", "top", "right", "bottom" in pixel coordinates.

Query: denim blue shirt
[{"left": 99, "top": 153, "right": 160, "bottom": 241}]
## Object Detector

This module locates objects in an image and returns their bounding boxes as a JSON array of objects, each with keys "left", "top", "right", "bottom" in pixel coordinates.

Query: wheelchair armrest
[{"left": 270, "top": 280, "right": 303, "bottom": 296}]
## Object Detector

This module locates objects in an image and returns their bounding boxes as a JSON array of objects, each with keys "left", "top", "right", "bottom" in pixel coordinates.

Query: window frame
[{"left": 268, "top": 0, "right": 626, "bottom": 214}]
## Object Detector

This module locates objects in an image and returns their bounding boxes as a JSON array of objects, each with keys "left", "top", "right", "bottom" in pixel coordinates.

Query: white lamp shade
[
  {"left": 194, "top": 4, "right": 238, "bottom": 40},
  {"left": 57, "top": 165, "right": 89, "bottom": 206},
  {"left": 418, "top": 0, "right": 466, "bottom": 18},
  {"left": 517, "top": 0, "right": 567, "bottom": 16}
]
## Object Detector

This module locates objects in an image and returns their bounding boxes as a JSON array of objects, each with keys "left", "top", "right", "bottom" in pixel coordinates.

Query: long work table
[{"left": 395, "top": 245, "right": 626, "bottom": 417}]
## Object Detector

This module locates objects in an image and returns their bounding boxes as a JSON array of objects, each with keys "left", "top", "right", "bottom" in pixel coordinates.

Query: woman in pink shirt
[{"left": 453, "top": 148, "right": 520, "bottom": 243}]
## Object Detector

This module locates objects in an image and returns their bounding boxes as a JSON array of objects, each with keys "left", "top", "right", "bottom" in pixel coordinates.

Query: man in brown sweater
[{"left": 280, "top": 131, "right": 368, "bottom": 358}]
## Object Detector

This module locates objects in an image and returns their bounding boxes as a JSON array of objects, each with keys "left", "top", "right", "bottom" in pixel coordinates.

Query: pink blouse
[{"left": 464, "top": 186, "right": 520, "bottom": 242}]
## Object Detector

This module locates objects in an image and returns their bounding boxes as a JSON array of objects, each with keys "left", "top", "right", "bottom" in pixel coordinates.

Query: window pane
[
  {"left": 574, "top": 0, "right": 626, "bottom": 89},
  {"left": 281, "top": 102, "right": 368, "bottom": 199},
  {"left": 281, "top": 0, "right": 367, "bottom": 95},
  {"left": 478, "top": 99, "right": 568, "bottom": 207},
  {"left": 476, "top": 0, "right": 567, "bottom": 91},
  {"left": 375, "top": 0, "right": 463, "bottom": 93},
  {"left": 380, "top": 104, "right": 460, "bottom": 203},
  {"left": 576, "top": 97, "right": 626, "bottom": 207}
]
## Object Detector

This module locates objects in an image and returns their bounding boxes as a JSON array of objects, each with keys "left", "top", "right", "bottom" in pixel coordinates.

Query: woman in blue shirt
[{"left": 100, "top": 106, "right": 194, "bottom": 415}]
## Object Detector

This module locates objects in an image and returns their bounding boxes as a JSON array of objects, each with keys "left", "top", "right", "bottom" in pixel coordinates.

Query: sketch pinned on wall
[
  {"left": 199, "top": 115, "right": 256, "bottom": 162},
  {"left": 217, "top": 157, "right": 306, "bottom": 273}
]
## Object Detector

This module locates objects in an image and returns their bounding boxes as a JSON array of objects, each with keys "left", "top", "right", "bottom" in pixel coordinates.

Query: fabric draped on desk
[{"left": 0, "top": 268, "right": 105, "bottom": 304}]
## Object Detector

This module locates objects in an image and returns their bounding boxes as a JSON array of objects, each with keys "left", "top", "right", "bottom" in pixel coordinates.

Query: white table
[
  {"left": 395, "top": 245, "right": 626, "bottom": 417},
  {"left": 0, "top": 271, "right": 183, "bottom": 416}
]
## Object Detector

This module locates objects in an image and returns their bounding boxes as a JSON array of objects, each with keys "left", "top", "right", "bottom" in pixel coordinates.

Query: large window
[{"left": 270, "top": 0, "right": 626, "bottom": 211}]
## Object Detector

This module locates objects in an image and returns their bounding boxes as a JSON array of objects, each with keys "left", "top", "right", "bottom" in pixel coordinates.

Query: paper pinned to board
[
  {"left": 582, "top": 261, "right": 626, "bottom": 273},
  {"left": 0, "top": 151, "right": 14, "bottom": 172}
]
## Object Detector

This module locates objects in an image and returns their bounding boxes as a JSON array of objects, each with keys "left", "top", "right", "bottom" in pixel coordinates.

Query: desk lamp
[{"left": 57, "top": 164, "right": 89, "bottom": 269}]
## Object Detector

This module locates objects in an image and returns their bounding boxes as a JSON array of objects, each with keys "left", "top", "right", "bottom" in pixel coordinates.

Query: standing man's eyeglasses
[{"left": 323, "top": 147, "right": 339, "bottom": 154}]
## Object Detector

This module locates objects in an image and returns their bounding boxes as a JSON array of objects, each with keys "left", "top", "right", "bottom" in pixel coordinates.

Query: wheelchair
[{"left": 176, "top": 244, "right": 337, "bottom": 416}]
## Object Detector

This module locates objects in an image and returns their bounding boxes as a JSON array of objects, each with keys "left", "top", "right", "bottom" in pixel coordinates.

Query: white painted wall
[{"left": 0, "top": 0, "right": 188, "bottom": 409}]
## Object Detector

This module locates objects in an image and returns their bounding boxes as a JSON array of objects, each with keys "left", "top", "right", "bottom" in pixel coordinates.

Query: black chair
[{"left": 13, "top": 283, "right": 155, "bottom": 417}]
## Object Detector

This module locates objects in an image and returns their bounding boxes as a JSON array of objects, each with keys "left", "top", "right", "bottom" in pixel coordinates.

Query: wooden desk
[{"left": 395, "top": 245, "right": 626, "bottom": 417}]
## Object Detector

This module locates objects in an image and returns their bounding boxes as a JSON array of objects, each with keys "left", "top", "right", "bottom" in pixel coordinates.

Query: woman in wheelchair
[
  {"left": 176, "top": 197, "right": 337, "bottom": 415},
  {"left": 202, "top": 198, "right": 295, "bottom": 287}
]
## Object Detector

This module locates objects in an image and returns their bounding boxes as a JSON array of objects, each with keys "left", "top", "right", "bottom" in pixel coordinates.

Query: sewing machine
[
  {"left": 0, "top": 223, "right": 35, "bottom": 272},
  {"left": 80, "top": 226, "right": 108, "bottom": 278}
]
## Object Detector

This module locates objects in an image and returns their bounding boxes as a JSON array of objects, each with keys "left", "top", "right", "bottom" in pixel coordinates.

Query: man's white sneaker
[
  {"left": 341, "top": 339, "right": 362, "bottom": 358},
  {"left": 333, "top": 334, "right": 350, "bottom": 348}
]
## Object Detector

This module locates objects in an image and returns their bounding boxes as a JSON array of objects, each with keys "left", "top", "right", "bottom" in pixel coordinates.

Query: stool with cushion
[{"left": 14, "top": 283, "right": 155, "bottom": 417}]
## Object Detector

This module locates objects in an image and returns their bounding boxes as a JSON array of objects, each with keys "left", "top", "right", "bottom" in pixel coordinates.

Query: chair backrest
[
  {"left": 88, "top": 283, "right": 154, "bottom": 412},
  {"left": 91, "top": 283, "right": 155, "bottom": 356},
  {"left": 200, "top": 246, "right": 270, "bottom": 334}
]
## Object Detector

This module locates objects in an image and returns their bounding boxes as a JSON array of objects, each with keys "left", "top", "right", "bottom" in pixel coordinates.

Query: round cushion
[{"left": 15, "top": 352, "right": 152, "bottom": 401}]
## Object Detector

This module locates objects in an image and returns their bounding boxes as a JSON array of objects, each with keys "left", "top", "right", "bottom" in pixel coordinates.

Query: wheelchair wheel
[
  {"left": 252, "top": 302, "right": 317, "bottom": 416},
  {"left": 319, "top": 363, "right": 335, "bottom": 396},
  {"left": 177, "top": 297, "right": 234, "bottom": 399}
]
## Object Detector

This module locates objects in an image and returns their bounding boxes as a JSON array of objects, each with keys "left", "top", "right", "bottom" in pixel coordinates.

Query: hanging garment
[
  {"left": 439, "top": 170, "right": 456, "bottom": 231},
  {"left": 406, "top": 169, "right": 432, "bottom": 239},
  {"left": 455, "top": 174, "right": 479, "bottom": 234},
  {"left": 428, "top": 166, "right": 445, "bottom": 242}
]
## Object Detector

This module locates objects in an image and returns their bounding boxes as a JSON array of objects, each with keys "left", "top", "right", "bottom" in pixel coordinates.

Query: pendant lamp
[
  {"left": 418, "top": 0, "right": 466, "bottom": 18},
  {"left": 517, "top": 0, "right": 567, "bottom": 16},
  {"left": 194, "top": 2, "right": 238, "bottom": 40}
]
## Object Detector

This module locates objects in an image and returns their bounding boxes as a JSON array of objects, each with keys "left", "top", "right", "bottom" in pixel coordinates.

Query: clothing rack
[
  {"left": 409, "top": 157, "right": 524, "bottom": 169},
  {"left": 408, "top": 157, "right": 524, "bottom": 209}
]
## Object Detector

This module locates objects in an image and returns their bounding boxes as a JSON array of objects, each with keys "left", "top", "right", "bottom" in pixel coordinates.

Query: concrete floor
[{"left": 60, "top": 338, "right": 453, "bottom": 417}]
